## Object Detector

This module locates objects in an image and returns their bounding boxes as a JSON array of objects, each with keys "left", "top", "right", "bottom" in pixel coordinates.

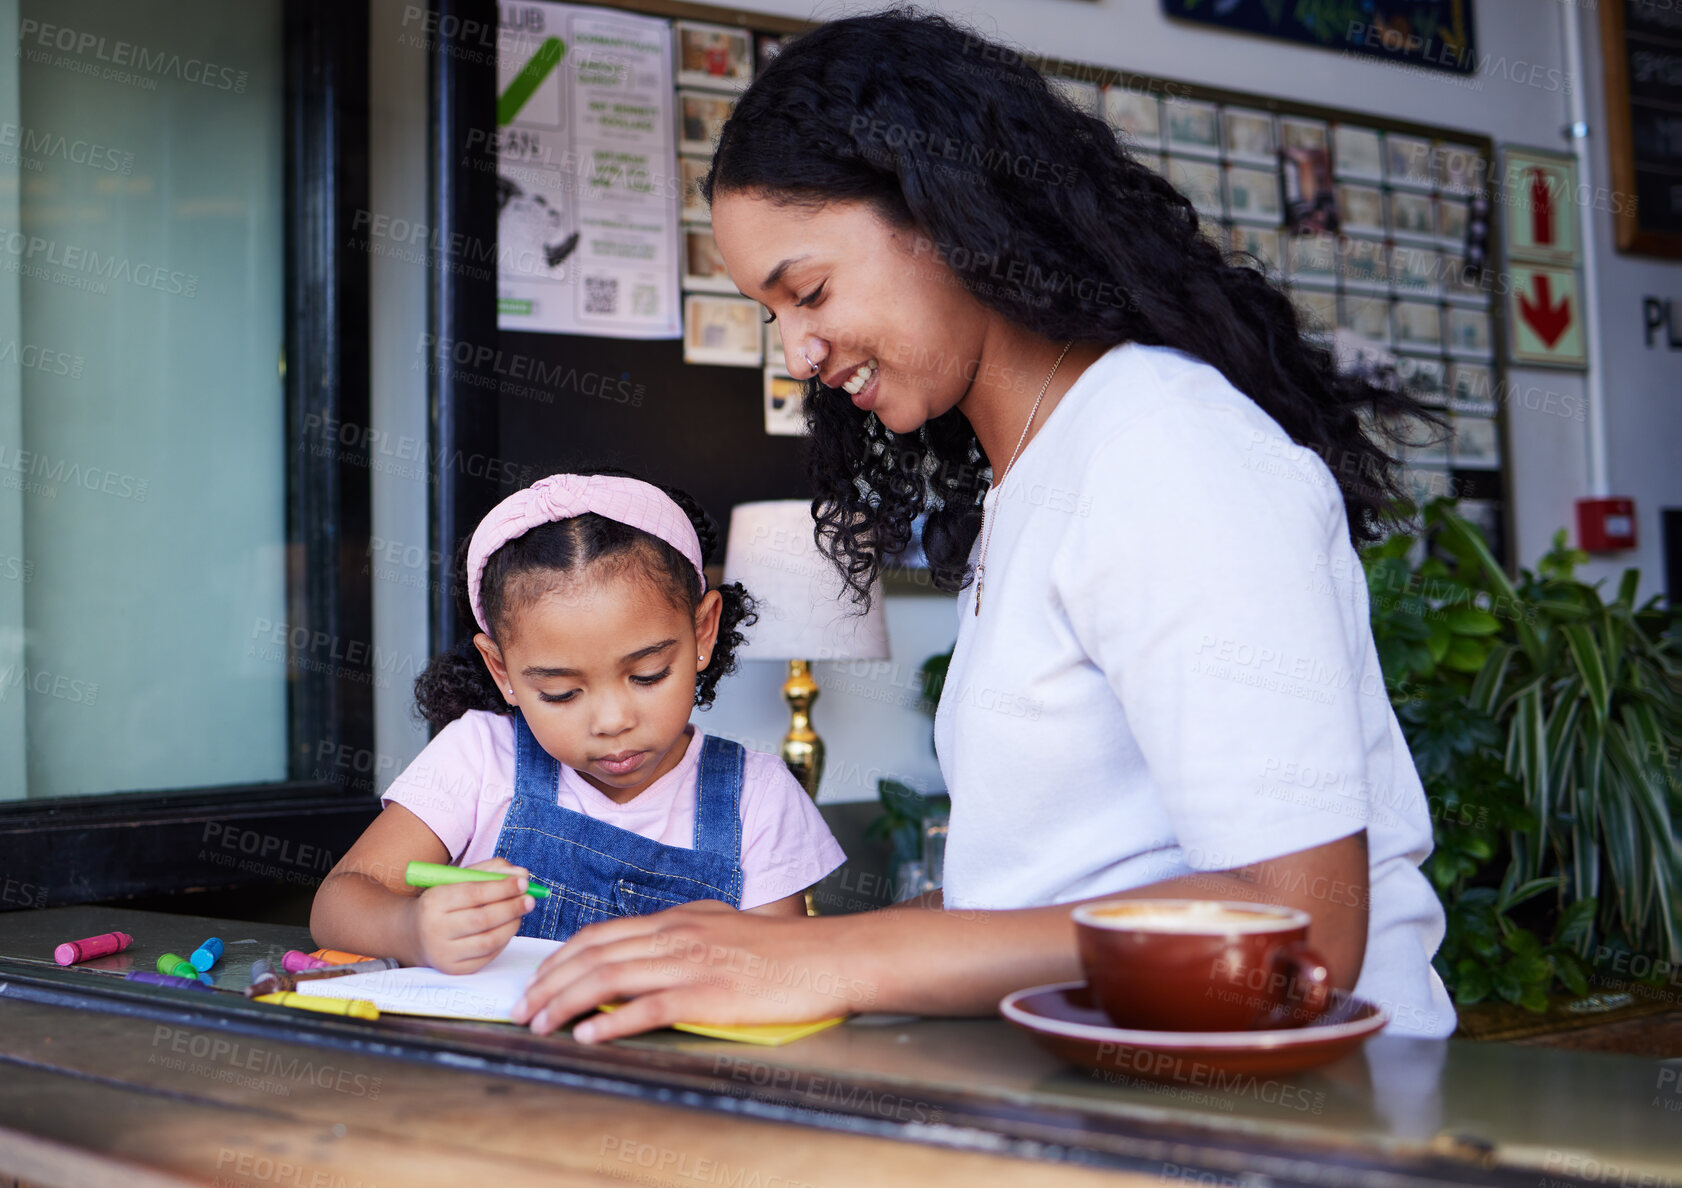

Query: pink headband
[{"left": 466, "top": 474, "right": 706, "bottom": 635}]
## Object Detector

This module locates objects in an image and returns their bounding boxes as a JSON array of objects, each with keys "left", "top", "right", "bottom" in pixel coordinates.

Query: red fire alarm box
[{"left": 1576, "top": 497, "right": 1637, "bottom": 552}]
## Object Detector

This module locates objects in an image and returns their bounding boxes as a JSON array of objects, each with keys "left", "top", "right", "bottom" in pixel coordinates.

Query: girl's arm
[
  {"left": 310, "top": 803, "right": 534, "bottom": 972},
  {"left": 512, "top": 831, "right": 1368, "bottom": 1039},
  {"left": 745, "top": 891, "right": 809, "bottom": 917}
]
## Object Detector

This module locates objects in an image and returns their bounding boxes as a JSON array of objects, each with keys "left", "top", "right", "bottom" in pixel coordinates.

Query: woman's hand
[
  {"left": 512, "top": 901, "right": 876, "bottom": 1042},
  {"left": 411, "top": 857, "right": 535, "bottom": 974}
]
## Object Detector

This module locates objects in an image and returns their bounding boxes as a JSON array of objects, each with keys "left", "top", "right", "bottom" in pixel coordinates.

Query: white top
[{"left": 934, "top": 342, "right": 1456, "bottom": 1038}]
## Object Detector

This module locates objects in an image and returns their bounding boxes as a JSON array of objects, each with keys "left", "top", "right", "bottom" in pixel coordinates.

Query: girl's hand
[
  {"left": 411, "top": 857, "right": 535, "bottom": 974},
  {"left": 511, "top": 901, "right": 877, "bottom": 1041}
]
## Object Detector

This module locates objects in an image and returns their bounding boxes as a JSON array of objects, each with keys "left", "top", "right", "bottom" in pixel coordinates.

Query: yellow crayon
[{"left": 254, "top": 992, "right": 380, "bottom": 1021}]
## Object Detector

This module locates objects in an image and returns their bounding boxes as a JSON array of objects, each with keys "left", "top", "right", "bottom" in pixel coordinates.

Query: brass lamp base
[
  {"left": 780, "top": 658, "right": 825, "bottom": 800},
  {"left": 779, "top": 659, "right": 824, "bottom": 917}
]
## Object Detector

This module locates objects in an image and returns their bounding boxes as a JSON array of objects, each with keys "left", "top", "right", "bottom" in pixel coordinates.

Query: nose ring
[{"left": 802, "top": 351, "right": 817, "bottom": 379}]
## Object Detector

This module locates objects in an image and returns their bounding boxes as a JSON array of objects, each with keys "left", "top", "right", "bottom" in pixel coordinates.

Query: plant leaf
[
  {"left": 1562, "top": 624, "right": 1611, "bottom": 729},
  {"left": 1446, "top": 607, "right": 1502, "bottom": 636}
]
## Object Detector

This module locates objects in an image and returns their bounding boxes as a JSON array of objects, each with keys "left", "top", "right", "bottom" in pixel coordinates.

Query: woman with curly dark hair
[
  {"left": 509, "top": 10, "right": 1456, "bottom": 1043},
  {"left": 312, "top": 472, "right": 845, "bottom": 972}
]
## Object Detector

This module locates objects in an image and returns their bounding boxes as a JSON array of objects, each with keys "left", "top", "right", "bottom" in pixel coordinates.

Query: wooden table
[{"left": 2, "top": 906, "right": 1678, "bottom": 1187}]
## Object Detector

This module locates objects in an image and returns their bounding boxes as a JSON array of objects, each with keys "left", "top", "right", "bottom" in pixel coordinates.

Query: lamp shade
[{"left": 722, "top": 500, "right": 890, "bottom": 662}]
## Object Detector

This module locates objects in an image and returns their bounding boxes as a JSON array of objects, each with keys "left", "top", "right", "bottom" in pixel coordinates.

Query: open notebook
[{"left": 300, "top": 937, "right": 844, "bottom": 1046}]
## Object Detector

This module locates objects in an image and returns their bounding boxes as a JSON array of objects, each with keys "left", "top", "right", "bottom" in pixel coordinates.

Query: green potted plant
[{"left": 1364, "top": 500, "right": 1682, "bottom": 1010}]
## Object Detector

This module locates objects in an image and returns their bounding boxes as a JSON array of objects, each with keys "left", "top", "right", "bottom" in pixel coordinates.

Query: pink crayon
[
  {"left": 55, "top": 931, "right": 134, "bottom": 966},
  {"left": 281, "top": 949, "right": 330, "bottom": 972}
]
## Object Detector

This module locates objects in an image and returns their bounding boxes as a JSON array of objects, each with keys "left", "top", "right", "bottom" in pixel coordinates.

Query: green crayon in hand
[{"left": 405, "top": 860, "right": 549, "bottom": 899}]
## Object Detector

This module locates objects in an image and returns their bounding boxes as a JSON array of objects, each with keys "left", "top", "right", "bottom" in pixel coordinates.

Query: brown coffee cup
[{"left": 1071, "top": 899, "right": 1332, "bottom": 1032}]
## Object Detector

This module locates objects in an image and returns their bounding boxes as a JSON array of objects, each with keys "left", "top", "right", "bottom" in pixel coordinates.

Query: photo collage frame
[
  {"left": 1094, "top": 80, "right": 1506, "bottom": 555},
  {"left": 674, "top": 22, "right": 809, "bottom": 436}
]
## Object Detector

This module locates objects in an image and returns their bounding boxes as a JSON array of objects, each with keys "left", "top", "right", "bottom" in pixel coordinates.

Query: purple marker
[{"left": 126, "top": 971, "right": 214, "bottom": 992}]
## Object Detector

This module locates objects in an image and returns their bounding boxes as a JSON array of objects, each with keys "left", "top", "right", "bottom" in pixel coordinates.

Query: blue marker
[{"left": 190, "top": 937, "right": 224, "bottom": 971}]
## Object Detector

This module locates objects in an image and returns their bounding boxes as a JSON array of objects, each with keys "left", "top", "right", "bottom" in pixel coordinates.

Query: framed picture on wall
[
  {"left": 678, "top": 90, "right": 735, "bottom": 155},
  {"left": 1292, "top": 288, "right": 1338, "bottom": 335},
  {"left": 1389, "top": 191, "right": 1437, "bottom": 240},
  {"left": 1280, "top": 117, "right": 1327, "bottom": 152},
  {"left": 1449, "top": 362, "right": 1497, "bottom": 412},
  {"left": 1440, "top": 252, "right": 1483, "bottom": 299},
  {"left": 1437, "top": 196, "right": 1469, "bottom": 243},
  {"left": 1227, "top": 166, "right": 1282, "bottom": 222},
  {"left": 1406, "top": 421, "right": 1450, "bottom": 465},
  {"left": 1437, "top": 143, "right": 1486, "bottom": 196},
  {"left": 1451, "top": 413, "right": 1502, "bottom": 466},
  {"left": 1396, "top": 354, "right": 1447, "bottom": 402},
  {"left": 1341, "top": 293, "right": 1392, "bottom": 343},
  {"left": 676, "top": 21, "right": 753, "bottom": 91},
  {"left": 1446, "top": 307, "right": 1492, "bottom": 355},
  {"left": 682, "top": 226, "right": 736, "bottom": 293},
  {"left": 1393, "top": 300, "right": 1443, "bottom": 347},
  {"left": 1283, "top": 146, "right": 1337, "bottom": 233},
  {"left": 1337, "top": 184, "right": 1384, "bottom": 234},
  {"left": 1229, "top": 224, "right": 1282, "bottom": 272},
  {"left": 683, "top": 294, "right": 763, "bottom": 367},
  {"left": 1165, "top": 98, "right": 1220, "bottom": 154},
  {"left": 1333, "top": 125, "right": 1384, "bottom": 180},
  {"left": 1103, "top": 86, "right": 1161, "bottom": 150},
  {"left": 1169, "top": 157, "right": 1223, "bottom": 215},
  {"left": 1222, "top": 108, "right": 1276, "bottom": 162},
  {"left": 1341, "top": 237, "right": 1388, "bottom": 289},
  {"left": 764, "top": 316, "right": 786, "bottom": 372},
  {"left": 1391, "top": 244, "right": 1440, "bottom": 297},
  {"left": 764, "top": 372, "right": 807, "bottom": 436},
  {"left": 680, "top": 156, "right": 711, "bottom": 224},
  {"left": 1287, "top": 231, "right": 1338, "bottom": 281},
  {"left": 1386, "top": 134, "right": 1434, "bottom": 188}
]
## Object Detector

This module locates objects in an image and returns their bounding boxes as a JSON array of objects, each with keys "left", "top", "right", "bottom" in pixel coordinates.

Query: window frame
[{"left": 0, "top": 0, "right": 378, "bottom": 910}]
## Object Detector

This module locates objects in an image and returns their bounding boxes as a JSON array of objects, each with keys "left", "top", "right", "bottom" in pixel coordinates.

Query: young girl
[{"left": 311, "top": 472, "right": 846, "bottom": 973}]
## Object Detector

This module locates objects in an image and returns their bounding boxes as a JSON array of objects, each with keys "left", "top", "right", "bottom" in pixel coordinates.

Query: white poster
[{"left": 496, "top": 3, "right": 681, "bottom": 339}]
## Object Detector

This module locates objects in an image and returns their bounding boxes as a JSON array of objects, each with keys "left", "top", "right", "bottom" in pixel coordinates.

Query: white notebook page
[{"left": 299, "top": 936, "right": 563, "bottom": 1021}]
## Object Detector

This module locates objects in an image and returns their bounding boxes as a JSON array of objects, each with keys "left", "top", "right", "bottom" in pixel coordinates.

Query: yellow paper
[{"left": 594, "top": 1002, "right": 845, "bottom": 1047}]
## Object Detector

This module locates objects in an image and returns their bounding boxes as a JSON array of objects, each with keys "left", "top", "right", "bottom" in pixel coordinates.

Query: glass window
[{"left": 2, "top": 0, "right": 286, "bottom": 797}]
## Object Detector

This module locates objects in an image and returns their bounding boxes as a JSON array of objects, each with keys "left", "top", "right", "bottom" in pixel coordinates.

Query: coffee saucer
[{"left": 1000, "top": 981, "right": 1387, "bottom": 1082}]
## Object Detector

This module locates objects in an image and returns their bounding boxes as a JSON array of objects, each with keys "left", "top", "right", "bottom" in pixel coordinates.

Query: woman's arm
[{"left": 512, "top": 830, "right": 1368, "bottom": 1039}]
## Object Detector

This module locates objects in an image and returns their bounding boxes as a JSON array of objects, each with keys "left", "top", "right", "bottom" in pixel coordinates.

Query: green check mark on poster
[{"left": 498, "top": 36, "right": 565, "bottom": 126}]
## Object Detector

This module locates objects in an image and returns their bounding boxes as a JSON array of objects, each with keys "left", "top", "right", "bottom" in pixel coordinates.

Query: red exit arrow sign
[
  {"left": 1508, "top": 264, "right": 1585, "bottom": 367},
  {"left": 1518, "top": 272, "right": 1572, "bottom": 347}
]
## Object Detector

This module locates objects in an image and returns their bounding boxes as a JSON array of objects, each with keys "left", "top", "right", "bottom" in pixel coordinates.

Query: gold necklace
[{"left": 974, "top": 339, "right": 1073, "bottom": 615}]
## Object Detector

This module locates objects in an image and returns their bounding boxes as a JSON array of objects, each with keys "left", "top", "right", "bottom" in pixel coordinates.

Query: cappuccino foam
[{"left": 1085, "top": 902, "right": 1297, "bottom": 933}]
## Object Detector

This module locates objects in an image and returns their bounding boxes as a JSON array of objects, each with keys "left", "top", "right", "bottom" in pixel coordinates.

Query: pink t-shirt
[{"left": 381, "top": 710, "right": 845, "bottom": 910}]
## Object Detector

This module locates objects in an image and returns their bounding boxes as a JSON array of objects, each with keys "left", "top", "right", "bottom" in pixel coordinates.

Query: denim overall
[{"left": 493, "top": 710, "right": 745, "bottom": 942}]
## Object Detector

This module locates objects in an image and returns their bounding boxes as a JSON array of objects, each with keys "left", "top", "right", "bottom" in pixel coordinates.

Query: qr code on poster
[{"left": 583, "top": 275, "right": 619, "bottom": 315}]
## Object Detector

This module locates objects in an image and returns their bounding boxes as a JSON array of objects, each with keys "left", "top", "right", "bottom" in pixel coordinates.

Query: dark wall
[{"left": 494, "top": 332, "right": 813, "bottom": 540}]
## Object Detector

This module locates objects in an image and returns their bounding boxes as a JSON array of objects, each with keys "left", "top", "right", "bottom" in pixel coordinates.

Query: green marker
[
  {"left": 406, "top": 860, "right": 549, "bottom": 899},
  {"left": 497, "top": 36, "right": 565, "bottom": 127}
]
